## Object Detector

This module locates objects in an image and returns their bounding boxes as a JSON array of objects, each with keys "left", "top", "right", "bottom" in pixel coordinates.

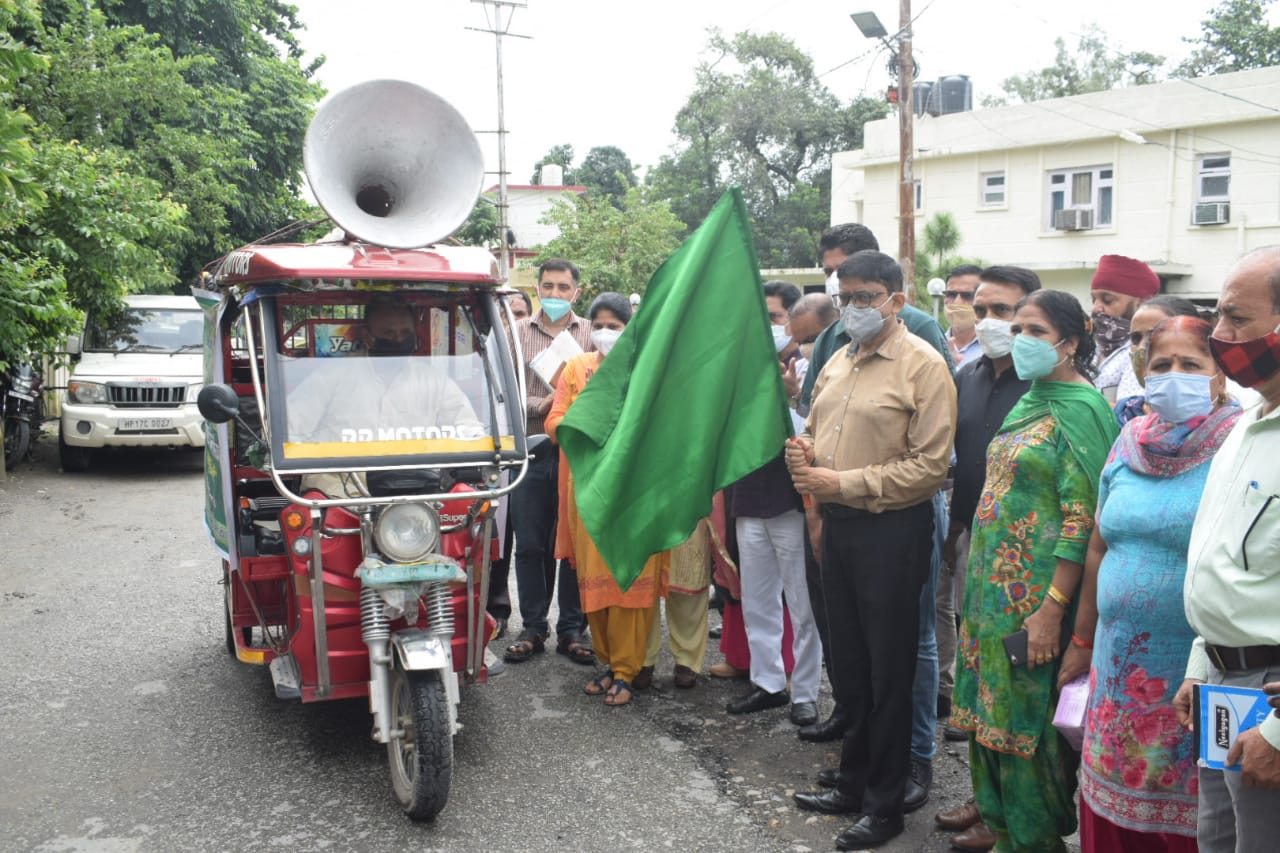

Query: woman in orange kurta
[{"left": 546, "top": 292, "right": 666, "bottom": 706}]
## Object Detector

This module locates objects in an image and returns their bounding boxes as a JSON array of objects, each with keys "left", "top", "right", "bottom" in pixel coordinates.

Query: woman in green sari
[{"left": 951, "top": 290, "right": 1119, "bottom": 852}]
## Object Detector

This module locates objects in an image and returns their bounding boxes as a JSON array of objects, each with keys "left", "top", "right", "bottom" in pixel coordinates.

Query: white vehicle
[{"left": 60, "top": 294, "right": 205, "bottom": 471}]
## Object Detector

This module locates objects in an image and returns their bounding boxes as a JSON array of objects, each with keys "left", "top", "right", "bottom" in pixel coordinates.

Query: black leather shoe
[
  {"left": 817, "top": 768, "right": 843, "bottom": 788},
  {"left": 726, "top": 686, "right": 790, "bottom": 715},
  {"left": 790, "top": 700, "right": 818, "bottom": 726},
  {"left": 798, "top": 707, "right": 850, "bottom": 742},
  {"left": 903, "top": 758, "right": 932, "bottom": 813},
  {"left": 793, "top": 789, "right": 861, "bottom": 815},
  {"left": 835, "top": 814, "right": 904, "bottom": 850},
  {"left": 944, "top": 722, "right": 969, "bottom": 742}
]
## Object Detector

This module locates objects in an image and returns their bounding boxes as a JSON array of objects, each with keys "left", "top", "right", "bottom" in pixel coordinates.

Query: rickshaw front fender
[
  {"left": 388, "top": 630, "right": 461, "bottom": 737},
  {"left": 390, "top": 630, "right": 452, "bottom": 672}
]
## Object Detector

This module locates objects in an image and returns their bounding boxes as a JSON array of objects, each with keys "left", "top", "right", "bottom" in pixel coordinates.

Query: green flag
[{"left": 557, "top": 188, "right": 792, "bottom": 591}]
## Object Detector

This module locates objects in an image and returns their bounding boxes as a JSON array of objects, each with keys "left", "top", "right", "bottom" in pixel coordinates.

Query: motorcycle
[
  {"left": 195, "top": 80, "right": 534, "bottom": 822},
  {"left": 3, "top": 359, "right": 45, "bottom": 470}
]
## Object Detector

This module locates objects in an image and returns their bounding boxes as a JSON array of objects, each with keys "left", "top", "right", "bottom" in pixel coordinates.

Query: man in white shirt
[{"left": 1175, "top": 246, "right": 1280, "bottom": 851}]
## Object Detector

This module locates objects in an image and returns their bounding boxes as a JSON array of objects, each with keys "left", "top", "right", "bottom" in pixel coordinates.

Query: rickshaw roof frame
[{"left": 205, "top": 241, "right": 501, "bottom": 291}]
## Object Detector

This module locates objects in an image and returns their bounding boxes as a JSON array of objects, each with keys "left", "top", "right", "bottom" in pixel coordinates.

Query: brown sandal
[{"left": 503, "top": 629, "right": 546, "bottom": 663}]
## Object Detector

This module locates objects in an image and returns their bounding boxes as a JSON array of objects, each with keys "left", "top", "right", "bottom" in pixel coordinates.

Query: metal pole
[
  {"left": 469, "top": 2, "right": 528, "bottom": 284},
  {"left": 493, "top": 13, "right": 510, "bottom": 283},
  {"left": 898, "top": 0, "right": 916, "bottom": 303}
]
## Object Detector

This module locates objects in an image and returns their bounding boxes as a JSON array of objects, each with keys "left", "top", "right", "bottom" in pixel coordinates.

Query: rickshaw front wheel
[{"left": 387, "top": 667, "right": 453, "bottom": 822}]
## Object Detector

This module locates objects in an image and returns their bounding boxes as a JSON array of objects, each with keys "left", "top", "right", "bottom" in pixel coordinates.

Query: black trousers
[
  {"left": 803, "top": 526, "right": 835, "bottom": 692},
  {"left": 821, "top": 500, "right": 932, "bottom": 818}
]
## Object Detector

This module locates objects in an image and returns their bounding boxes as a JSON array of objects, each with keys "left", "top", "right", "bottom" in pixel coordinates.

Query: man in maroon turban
[{"left": 1090, "top": 254, "right": 1160, "bottom": 403}]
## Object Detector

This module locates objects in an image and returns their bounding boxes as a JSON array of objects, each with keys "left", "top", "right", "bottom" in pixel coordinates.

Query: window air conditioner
[
  {"left": 1053, "top": 208, "right": 1094, "bottom": 231},
  {"left": 1193, "top": 202, "right": 1230, "bottom": 226}
]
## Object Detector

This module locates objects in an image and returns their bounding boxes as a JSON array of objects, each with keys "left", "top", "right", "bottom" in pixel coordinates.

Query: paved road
[{"left": 1, "top": 433, "right": 996, "bottom": 853}]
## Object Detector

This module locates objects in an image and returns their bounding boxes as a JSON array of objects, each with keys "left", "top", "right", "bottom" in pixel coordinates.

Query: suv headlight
[
  {"left": 67, "top": 380, "right": 107, "bottom": 404},
  {"left": 373, "top": 503, "right": 440, "bottom": 563}
]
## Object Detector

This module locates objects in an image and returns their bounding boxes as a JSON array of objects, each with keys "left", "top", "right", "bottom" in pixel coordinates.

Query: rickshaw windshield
[{"left": 261, "top": 292, "right": 520, "bottom": 469}]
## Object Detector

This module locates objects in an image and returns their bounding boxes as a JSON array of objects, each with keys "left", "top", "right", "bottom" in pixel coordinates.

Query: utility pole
[
  {"left": 897, "top": 0, "right": 915, "bottom": 302},
  {"left": 468, "top": 1, "right": 529, "bottom": 283}
]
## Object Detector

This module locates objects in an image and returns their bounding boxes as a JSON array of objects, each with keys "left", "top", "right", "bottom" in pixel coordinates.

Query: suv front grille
[{"left": 108, "top": 384, "right": 187, "bottom": 408}]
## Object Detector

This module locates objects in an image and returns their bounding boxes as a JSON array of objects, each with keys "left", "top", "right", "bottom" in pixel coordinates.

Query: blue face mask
[
  {"left": 540, "top": 297, "right": 572, "bottom": 322},
  {"left": 1011, "top": 334, "right": 1066, "bottom": 381},
  {"left": 1144, "top": 371, "right": 1215, "bottom": 424}
]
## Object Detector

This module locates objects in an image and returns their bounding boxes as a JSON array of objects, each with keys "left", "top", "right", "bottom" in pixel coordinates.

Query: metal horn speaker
[{"left": 304, "top": 80, "right": 484, "bottom": 249}]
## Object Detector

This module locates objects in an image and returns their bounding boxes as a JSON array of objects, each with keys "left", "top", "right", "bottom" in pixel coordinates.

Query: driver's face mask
[{"left": 368, "top": 334, "right": 416, "bottom": 356}]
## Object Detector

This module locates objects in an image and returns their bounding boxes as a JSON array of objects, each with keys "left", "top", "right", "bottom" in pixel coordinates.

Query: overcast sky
[{"left": 289, "top": 0, "right": 1272, "bottom": 184}]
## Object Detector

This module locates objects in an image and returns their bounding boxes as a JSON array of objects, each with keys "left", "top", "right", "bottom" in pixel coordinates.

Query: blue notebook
[{"left": 1196, "top": 683, "right": 1273, "bottom": 771}]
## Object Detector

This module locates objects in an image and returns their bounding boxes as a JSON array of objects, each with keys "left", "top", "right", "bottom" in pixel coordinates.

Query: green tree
[
  {"left": 451, "top": 199, "right": 501, "bottom": 248},
  {"left": 576, "top": 145, "right": 636, "bottom": 204},
  {"left": 532, "top": 185, "right": 684, "bottom": 304},
  {"left": 29, "top": 0, "right": 323, "bottom": 284},
  {"left": 914, "top": 212, "right": 983, "bottom": 311},
  {"left": 0, "top": 0, "right": 77, "bottom": 368},
  {"left": 984, "top": 24, "right": 1164, "bottom": 106},
  {"left": 648, "top": 30, "right": 888, "bottom": 268},
  {"left": 530, "top": 143, "right": 575, "bottom": 184},
  {"left": 1177, "top": 0, "right": 1280, "bottom": 77}
]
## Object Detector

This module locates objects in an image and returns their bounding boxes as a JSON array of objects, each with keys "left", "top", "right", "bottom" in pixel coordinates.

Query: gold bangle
[{"left": 1046, "top": 584, "right": 1071, "bottom": 608}]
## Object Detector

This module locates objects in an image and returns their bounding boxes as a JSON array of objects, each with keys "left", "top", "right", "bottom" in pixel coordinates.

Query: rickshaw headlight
[{"left": 373, "top": 503, "right": 440, "bottom": 563}]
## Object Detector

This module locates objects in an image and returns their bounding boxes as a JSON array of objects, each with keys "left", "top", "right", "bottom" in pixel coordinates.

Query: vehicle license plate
[
  {"left": 8, "top": 390, "right": 34, "bottom": 401},
  {"left": 120, "top": 418, "right": 172, "bottom": 431}
]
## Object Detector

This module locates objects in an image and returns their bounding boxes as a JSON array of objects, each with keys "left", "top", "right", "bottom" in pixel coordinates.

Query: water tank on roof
[
  {"left": 937, "top": 75, "right": 972, "bottom": 114},
  {"left": 540, "top": 163, "right": 564, "bottom": 186},
  {"left": 912, "top": 81, "right": 934, "bottom": 117}
]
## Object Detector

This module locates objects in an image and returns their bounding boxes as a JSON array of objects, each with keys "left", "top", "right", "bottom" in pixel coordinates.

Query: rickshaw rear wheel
[{"left": 387, "top": 667, "right": 452, "bottom": 822}]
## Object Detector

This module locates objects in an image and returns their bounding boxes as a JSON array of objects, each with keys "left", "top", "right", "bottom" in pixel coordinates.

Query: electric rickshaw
[{"left": 196, "top": 80, "right": 533, "bottom": 821}]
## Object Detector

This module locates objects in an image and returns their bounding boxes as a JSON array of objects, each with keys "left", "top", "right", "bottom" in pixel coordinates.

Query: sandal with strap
[
  {"left": 556, "top": 634, "right": 597, "bottom": 666},
  {"left": 584, "top": 670, "right": 614, "bottom": 696},
  {"left": 503, "top": 629, "right": 546, "bottom": 663},
  {"left": 604, "top": 677, "right": 633, "bottom": 706}
]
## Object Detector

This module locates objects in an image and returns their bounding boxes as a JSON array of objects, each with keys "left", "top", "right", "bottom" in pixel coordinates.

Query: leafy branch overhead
[
  {"left": 646, "top": 29, "right": 888, "bottom": 269},
  {"left": 0, "top": 0, "right": 322, "bottom": 365},
  {"left": 532, "top": 185, "right": 684, "bottom": 306}
]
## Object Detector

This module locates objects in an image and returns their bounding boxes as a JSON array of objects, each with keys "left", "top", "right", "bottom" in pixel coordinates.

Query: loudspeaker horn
[{"left": 304, "top": 80, "right": 484, "bottom": 249}]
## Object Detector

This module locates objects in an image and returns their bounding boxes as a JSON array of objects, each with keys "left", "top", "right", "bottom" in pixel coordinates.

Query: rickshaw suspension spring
[
  {"left": 424, "top": 582, "right": 453, "bottom": 638},
  {"left": 360, "top": 586, "right": 391, "bottom": 644}
]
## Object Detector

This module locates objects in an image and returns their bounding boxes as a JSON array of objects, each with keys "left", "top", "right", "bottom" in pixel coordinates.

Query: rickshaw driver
[{"left": 286, "top": 298, "right": 487, "bottom": 498}]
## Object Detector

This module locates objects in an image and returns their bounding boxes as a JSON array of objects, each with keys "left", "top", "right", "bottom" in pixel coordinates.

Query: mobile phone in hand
[{"left": 1003, "top": 629, "right": 1029, "bottom": 667}]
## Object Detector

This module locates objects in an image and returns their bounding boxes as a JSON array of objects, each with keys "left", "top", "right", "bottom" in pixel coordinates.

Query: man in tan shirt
[{"left": 786, "top": 249, "right": 956, "bottom": 850}]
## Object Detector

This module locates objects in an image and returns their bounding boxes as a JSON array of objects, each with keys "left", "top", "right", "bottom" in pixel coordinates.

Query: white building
[{"left": 831, "top": 66, "right": 1280, "bottom": 302}]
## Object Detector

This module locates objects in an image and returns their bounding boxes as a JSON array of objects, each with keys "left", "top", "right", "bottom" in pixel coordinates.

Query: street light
[
  {"left": 849, "top": 11, "right": 888, "bottom": 40},
  {"left": 850, "top": 7, "right": 916, "bottom": 301},
  {"left": 926, "top": 277, "right": 946, "bottom": 321}
]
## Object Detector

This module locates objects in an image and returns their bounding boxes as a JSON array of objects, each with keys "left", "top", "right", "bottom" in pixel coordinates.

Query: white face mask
[
  {"left": 591, "top": 327, "right": 622, "bottom": 356},
  {"left": 771, "top": 324, "right": 792, "bottom": 352},
  {"left": 825, "top": 271, "right": 840, "bottom": 297},
  {"left": 974, "top": 317, "right": 1014, "bottom": 359}
]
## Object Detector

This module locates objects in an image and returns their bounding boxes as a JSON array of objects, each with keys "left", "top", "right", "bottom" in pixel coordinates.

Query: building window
[
  {"left": 1047, "top": 165, "right": 1113, "bottom": 229},
  {"left": 981, "top": 171, "right": 1005, "bottom": 206},
  {"left": 914, "top": 179, "right": 923, "bottom": 211},
  {"left": 1197, "top": 154, "right": 1230, "bottom": 201}
]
